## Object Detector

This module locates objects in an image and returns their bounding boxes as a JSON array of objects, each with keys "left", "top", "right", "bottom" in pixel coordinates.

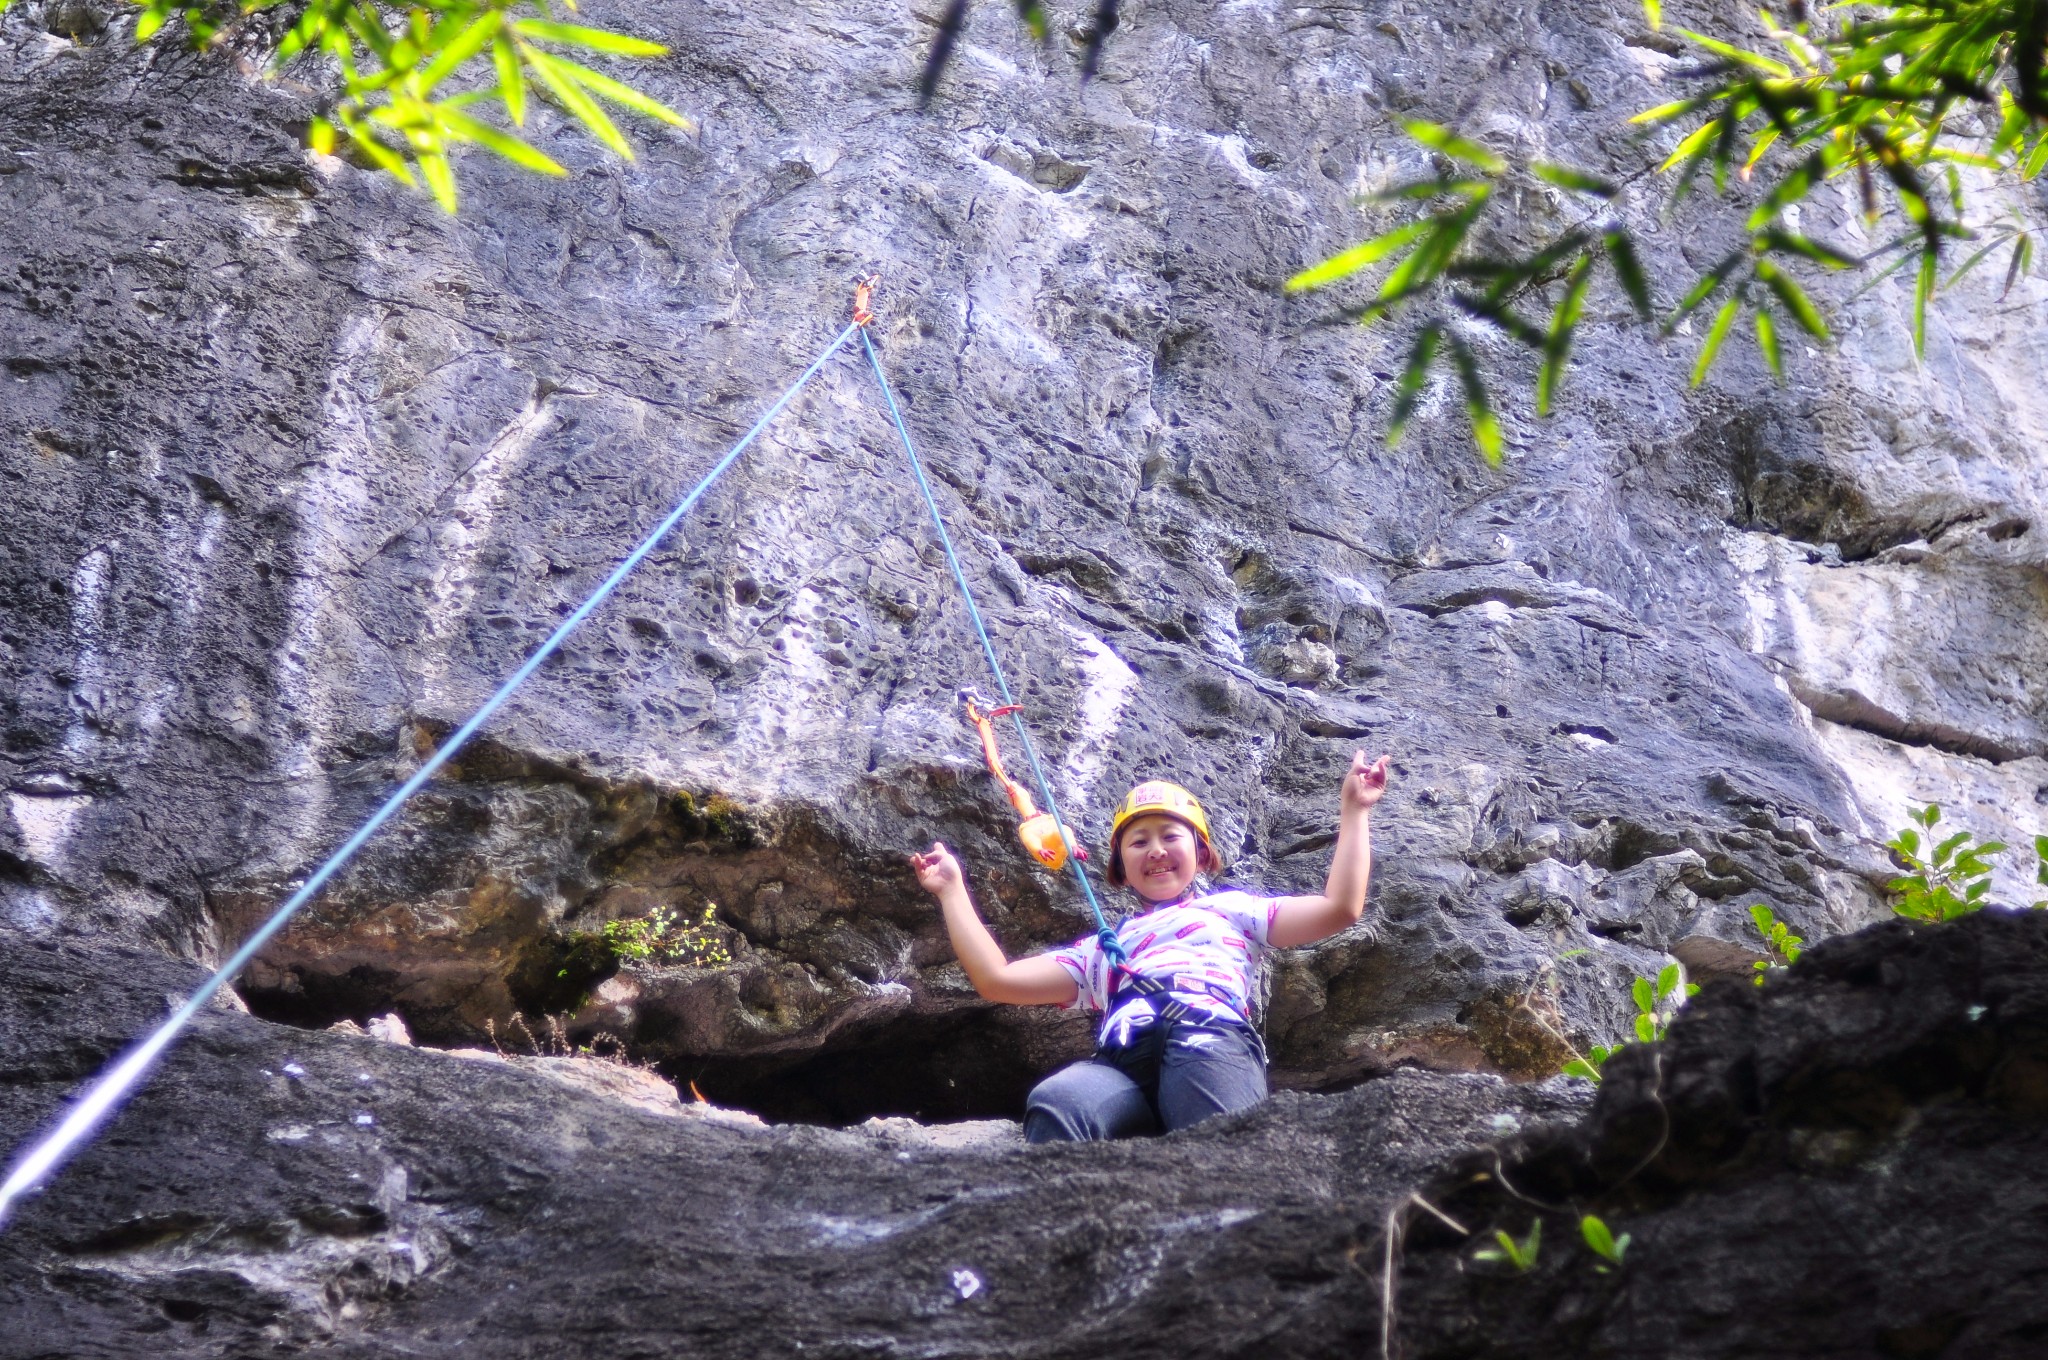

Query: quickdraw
[{"left": 961, "top": 688, "right": 1085, "bottom": 872}]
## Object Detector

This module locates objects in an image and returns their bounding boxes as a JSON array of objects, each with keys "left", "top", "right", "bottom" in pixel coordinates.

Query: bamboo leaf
[
  {"left": 419, "top": 149, "right": 459, "bottom": 214},
  {"left": 1359, "top": 178, "right": 1489, "bottom": 203},
  {"left": 1913, "top": 248, "right": 1935, "bottom": 359},
  {"left": 1757, "top": 261, "right": 1830, "bottom": 339},
  {"left": 495, "top": 35, "right": 527, "bottom": 125},
  {"left": 418, "top": 9, "right": 504, "bottom": 92},
  {"left": 1536, "top": 254, "right": 1594, "bottom": 416},
  {"left": 524, "top": 47, "right": 633, "bottom": 157},
  {"left": 1402, "top": 119, "right": 1506, "bottom": 173},
  {"left": 1760, "top": 230, "right": 1857, "bottom": 268},
  {"left": 437, "top": 105, "right": 569, "bottom": 175},
  {"left": 1675, "top": 28, "right": 1793, "bottom": 77},
  {"left": 1386, "top": 324, "right": 1442, "bottom": 445},
  {"left": 2002, "top": 235, "right": 2033, "bottom": 299},
  {"left": 1669, "top": 251, "right": 1743, "bottom": 329},
  {"left": 542, "top": 56, "right": 694, "bottom": 129},
  {"left": 1660, "top": 119, "right": 1721, "bottom": 173},
  {"left": 1945, "top": 235, "right": 2008, "bottom": 290},
  {"left": 1643, "top": 0, "right": 1661, "bottom": 29},
  {"left": 512, "top": 18, "right": 667, "bottom": 56},
  {"left": 1755, "top": 307, "right": 1783, "bottom": 379},
  {"left": 1606, "top": 231, "right": 1653, "bottom": 318},
  {"left": 1531, "top": 162, "right": 1617, "bottom": 197},
  {"left": 1448, "top": 337, "right": 1503, "bottom": 465},
  {"left": 1286, "top": 219, "right": 1434, "bottom": 292},
  {"left": 135, "top": 5, "right": 169, "bottom": 40},
  {"left": 308, "top": 115, "right": 337, "bottom": 156},
  {"left": 1692, "top": 296, "right": 1741, "bottom": 386}
]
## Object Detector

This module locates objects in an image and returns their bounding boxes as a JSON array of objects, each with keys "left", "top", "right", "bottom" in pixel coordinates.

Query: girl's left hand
[{"left": 1342, "top": 751, "right": 1391, "bottom": 814}]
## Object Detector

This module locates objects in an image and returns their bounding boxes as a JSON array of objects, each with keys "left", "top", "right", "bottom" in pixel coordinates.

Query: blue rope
[
  {"left": 0, "top": 320, "right": 864, "bottom": 1227},
  {"left": 858, "top": 328, "right": 1127, "bottom": 965}
]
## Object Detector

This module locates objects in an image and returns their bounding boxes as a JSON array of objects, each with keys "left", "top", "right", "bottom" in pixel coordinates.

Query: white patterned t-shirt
[{"left": 1044, "top": 890, "right": 1280, "bottom": 1046}]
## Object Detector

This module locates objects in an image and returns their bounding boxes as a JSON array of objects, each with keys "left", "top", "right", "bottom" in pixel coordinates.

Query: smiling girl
[{"left": 910, "top": 751, "right": 1390, "bottom": 1142}]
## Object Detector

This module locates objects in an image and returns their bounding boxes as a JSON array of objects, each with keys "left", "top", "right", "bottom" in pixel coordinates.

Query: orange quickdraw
[
  {"left": 852, "top": 274, "right": 880, "bottom": 328},
  {"left": 961, "top": 688, "right": 1085, "bottom": 872}
]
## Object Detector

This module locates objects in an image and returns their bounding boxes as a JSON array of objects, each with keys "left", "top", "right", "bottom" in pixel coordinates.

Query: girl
[{"left": 911, "top": 750, "right": 1390, "bottom": 1142}]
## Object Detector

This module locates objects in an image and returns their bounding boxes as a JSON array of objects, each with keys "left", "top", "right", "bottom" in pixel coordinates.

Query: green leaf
[
  {"left": 1386, "top": 324, "right": 1442, "bottom": 446},
  {"left": 1402, "top": 119, "right": 1506, "bottom": 173},
  {"left": 1673, "top": 28, "right": 1792, "bottom": 76},
  {"left": 1286, "top": 219, "right": 1435, "bottom": 292},
  {"left": 1691, "top": 296, "right": 1741, "bottom": 386},
  {"left": 2024, "top": 138, "right": 2048, "bottom": 181},
  {"left": 542, "top": 57, "right": 694, "bottom": 129},
  {"left": 418, "top": 9, "right": 505, "bottom": 92},
  {"left": 512, "top": 18, "right": 668, "bottom": 56},
  {"left": 437, "top": 105, "right": 568, "bottom": 175},
  {"left": 1760, "top": 231, "right": 1857, "bottom": 270},
  {"left": 135, "top": 5, "right": 169, "bottom": 40},
  {"left": 308, "top": 115, "right": 337, "bottom": 156},
  {"left": 1660, "top": 119, "right": 1721, "bottom": 174},
  {"left": 1606, "top": 231, "right": 1652, "bottom": 319},
  {"left": 1656, "top": 962, "right": 1680, "bottom": 999},
  {"left": 524, "top": 47, "right": 633, "bottom": 157},
  {"left": 1562, "top": 1057, "right": 1603, "bottom": 1081},
  {"left": 1670, "top": 252, "right": 1742, "bottom": 329},
  {"left": 418, "top": 149, "right": 458, "bottom": 214},
  {"left": 1642, "top": 0, "right": 1661, "bottom": 29},
  {"left": 1755, "top": 309, "right": 1782, "bottom": 379},
  {"left": 1635, "top": 1013, "right": 1658, "bottom": 1043},
  {"left": 1933, "top": 831, "right": 1971, "bottom": 866},
  {"left": 1531, "top": 162, "right": 1617, "bottom": 197},
  {"left": 494, "top": 36, "right": 529, "bottom": 125},
  {"left": 1536, "top": 254, "right": 1594, "bottom": 416},
  {"left": 2002, "top": 235, "right": 2033, "bottom": 300},
  {"left": 1913, "top": 249, "right": 1935, "bottom": 359},
  {"left": 1749, "top": 903, "right": 1774, "bottom": 932},
  {"left": 1447, "top": 336, "right": 1503, "bottom": 465},
  {"left": 1580, "top": 1215, "right": 1627, "bottom": 1263},
  {"left": 1632, "top": 977, "right": 1655, "bottom": 1012},
  {"left": 1360, "top": 178, "right": 1489, "bottom": 204}
]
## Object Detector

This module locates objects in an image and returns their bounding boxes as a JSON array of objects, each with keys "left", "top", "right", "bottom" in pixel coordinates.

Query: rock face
[
  {"left": 1, "top": 0, "right": 2043, "bottom": 1115},
  {"left": 5, "top": 904, "right": 2045, "bottom": 1355}
]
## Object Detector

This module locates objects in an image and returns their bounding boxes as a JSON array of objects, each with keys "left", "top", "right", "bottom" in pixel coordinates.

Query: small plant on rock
[
  {"left": 2032, "top": 836, "right": 2048, "bottom": 911},
  {"left": 1887, "top": 804, "right": 2007, "bottom": 922},
  {"left": 1561, "top": 963, "right": 1697, "bottom": 1082},
  {"left": 1474, "top": 1218, "right": 1541, "bottom": 1271},
  {"left": 1748, "top": 904, "right": 1805, "bottom": 986},
  {"left": 600, "top": 903, "right": 732, "bottom": 969},
  {"left": 1580, "top": 1214, "right": 1630, "bottom": 1272}
]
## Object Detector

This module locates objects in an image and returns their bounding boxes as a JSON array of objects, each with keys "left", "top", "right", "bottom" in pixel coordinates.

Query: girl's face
[{"left": 1118, "top": 814, "right": 1209, "bottom": 903}]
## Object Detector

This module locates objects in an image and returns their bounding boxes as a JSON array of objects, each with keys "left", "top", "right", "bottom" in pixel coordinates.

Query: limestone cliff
[{"left": 1, "top": 0, "right": 2045, "bottom": 1344}]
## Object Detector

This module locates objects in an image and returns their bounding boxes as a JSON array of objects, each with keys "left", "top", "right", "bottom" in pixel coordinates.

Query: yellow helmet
[{"left": 1105, "top": 780, "right": 1222, "bottom": 885}]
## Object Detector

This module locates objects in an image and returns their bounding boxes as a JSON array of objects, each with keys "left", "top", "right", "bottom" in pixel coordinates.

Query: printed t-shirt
[{"left": 1044, "top": 889, "right": 1279, "bottom": 1047}]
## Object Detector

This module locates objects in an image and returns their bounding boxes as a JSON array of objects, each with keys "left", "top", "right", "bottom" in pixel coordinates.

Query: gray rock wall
[{"left": 1, "top": 0, "right": 2042, "bottom": 1112}]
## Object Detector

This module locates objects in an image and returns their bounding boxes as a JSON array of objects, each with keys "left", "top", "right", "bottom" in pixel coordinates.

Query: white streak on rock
[{"left": 1058, "top": 629, "right": 1139, "bottom": 807}]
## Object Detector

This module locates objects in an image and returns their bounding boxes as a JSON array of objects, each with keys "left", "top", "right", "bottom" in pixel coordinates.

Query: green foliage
[
  {"left": 2034, "top": 835, "right": 2048, "bottom": 911},
  {"left": 1291, "top": 0, "right": 2047, "bottom": 459},
  {"left": 1886, "top": 803, "right": 2009, "bottom": 921},
  {"left": 1635, "top": 0, "right": 2044, "bottom": 365},
  {"left": 120, "top": 0, "right": 687, "bottom": 212},
  {"left": 1561, "top": 961, "right": 1696, "bottom": 1082},
  {"left": 1284, "top": 120, "right": 1654, "bottom": 463},
  {"left": 599, "top": 903, "right": 732, "bottom": 968},
  {"left": 1580, "top": 1214, "right": 1631, "bottom": 1270},
  {"left": 1748, "top": 903, "right": 1805, "bottom": 986},
  {"left": 1474, "top": 1217, "right": 1542, "bottom": 1270}
]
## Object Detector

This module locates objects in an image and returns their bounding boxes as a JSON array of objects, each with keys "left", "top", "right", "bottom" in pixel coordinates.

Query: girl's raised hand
[
  {"left": 910, "top": 842, "right": 963, "bottom": 896},
  {"left": 1342, "top": 751, "right": 1392, "bottom": 814}
]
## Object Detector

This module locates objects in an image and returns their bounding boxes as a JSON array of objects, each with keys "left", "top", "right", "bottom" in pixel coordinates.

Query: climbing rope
[
  {"left": 0, "top": 318, "right": 865, "bottom": 1227},
  {"left": 857, "top": 325, "right": 1128, "bottom": 965}
]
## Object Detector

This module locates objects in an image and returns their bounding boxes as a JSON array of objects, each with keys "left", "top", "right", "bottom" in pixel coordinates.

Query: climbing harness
[
  {"left": 960, "top": 687, "right": 1084, "bottom": 873},
  {"left": 0, "top": 276, "right": 1134, "bottom": 1225}
]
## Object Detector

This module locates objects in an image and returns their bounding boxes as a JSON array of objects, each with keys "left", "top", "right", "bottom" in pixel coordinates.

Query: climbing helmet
[{"left": 1105, "top": 780, "right": 1222, "bottom": 885}]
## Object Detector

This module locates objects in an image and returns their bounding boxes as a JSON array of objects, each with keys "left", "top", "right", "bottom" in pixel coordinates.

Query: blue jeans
[{"left": 1023, "top": 1021, "right": 1268, "bottom": 1143}]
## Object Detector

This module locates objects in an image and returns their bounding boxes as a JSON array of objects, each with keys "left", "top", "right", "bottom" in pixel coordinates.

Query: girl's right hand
[{"left": 910, "top": 842, "right": 963, "bottom": 896}]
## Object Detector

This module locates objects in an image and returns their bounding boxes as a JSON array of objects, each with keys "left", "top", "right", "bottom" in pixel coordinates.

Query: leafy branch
[
  {"left": 1289, "top": 0, "right": 2047, "bottom": 460},
  {"left": 1560, "top": 961, "right": 1697, "bottom": 1082},
  {"left": 1285, "top": 120, "right": 1655, "bottom": 464},
  {"left": 59, "top": 0, "right": 689, "bottom": 212},
  {"left": 1637, "top": 0, "right": 2046, "bottom": 362}
]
